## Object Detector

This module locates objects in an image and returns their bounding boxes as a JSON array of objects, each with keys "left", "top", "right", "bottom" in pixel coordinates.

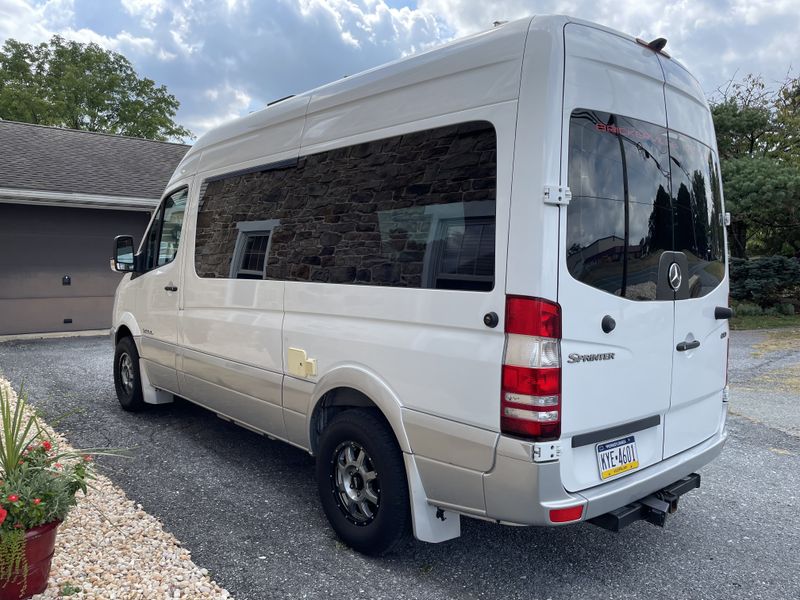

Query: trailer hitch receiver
[{"left": 589, "top": 473, "right": 701, "bottom": 532}]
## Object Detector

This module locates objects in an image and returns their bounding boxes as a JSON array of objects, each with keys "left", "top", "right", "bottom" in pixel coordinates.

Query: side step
[{"left": 589, "top": 473, "right": 701, "bottom": 532}]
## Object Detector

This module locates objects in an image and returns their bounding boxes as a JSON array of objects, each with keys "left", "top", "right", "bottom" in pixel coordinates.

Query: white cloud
[
  {"left": 187, "top": 83, "right": 253, "bottom": 132},
  {"left": 121, "top": 0, "right": 166, "bottom": 29},
  {"left": 0, "top": 0, "right": 72, "bottom": 43},
  {"left": 59, "top": 27, "right": 158, "bottom": 56},
  {"left": 297, "top": 0, "right": 444, "bottom": 52},
  {"left": 731, "top": 0, "right": 799, "bottom": 26}
]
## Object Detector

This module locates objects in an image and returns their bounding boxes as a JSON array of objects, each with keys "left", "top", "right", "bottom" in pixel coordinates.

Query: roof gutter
[{"left": 0, "top": 187, "right": 158, "bottom": 212}]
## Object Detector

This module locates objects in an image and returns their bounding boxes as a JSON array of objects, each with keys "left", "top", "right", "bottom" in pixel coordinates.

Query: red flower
[
  {"left": 41, "top": 441, "right": 52, "bottom": 452},
  {"left": 54, "top": 463, "right": 62, "bottom": 469},
  {"left": 83, "top": 455, "right": 93, "bottom": 462},
  {"left": 7, "top": 495, "right": 18, "bottom": 503},
  {"left": 33, "top": 498, "right": 41, "bottom": 505},
  {"left": 0, "top": 507, "right": 6, "bottom": 526}
]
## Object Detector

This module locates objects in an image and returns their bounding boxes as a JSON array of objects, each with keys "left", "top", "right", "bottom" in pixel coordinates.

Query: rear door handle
[
  {"left": 676, "top": 340, "right": 700, "bottom": 352},
  {"left": 164, "top": 285, "right": 178, "bottom": 292}
]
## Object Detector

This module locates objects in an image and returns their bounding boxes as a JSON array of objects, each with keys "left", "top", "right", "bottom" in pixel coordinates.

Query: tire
[
  {"left": 113, "top": 336, "right": 145, "bottom": 412},
  {"left": 316, "top": 409, "right": 411, "bottom": 555}
]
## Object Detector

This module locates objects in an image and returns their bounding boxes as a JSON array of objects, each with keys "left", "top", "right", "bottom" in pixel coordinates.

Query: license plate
[{"left": 596, "top": 435, "right": 639, "bottom": 480}]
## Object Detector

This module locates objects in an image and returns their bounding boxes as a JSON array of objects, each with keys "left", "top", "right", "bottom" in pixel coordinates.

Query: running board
[{"left": 588, "top": 473, "right": 701, "bottom": 532}]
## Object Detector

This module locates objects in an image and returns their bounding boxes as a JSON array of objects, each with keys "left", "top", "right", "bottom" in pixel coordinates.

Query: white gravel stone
[{"left": 0, "top": 379, "right": 232, "bottom": 599}]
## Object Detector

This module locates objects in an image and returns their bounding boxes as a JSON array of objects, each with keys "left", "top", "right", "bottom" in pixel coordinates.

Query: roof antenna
[
  {"left": 493, "top": 20, "right": 507, "bottom": 27},
  {"left": 647, "top": 38, "right": 667, "bottom": 52}
]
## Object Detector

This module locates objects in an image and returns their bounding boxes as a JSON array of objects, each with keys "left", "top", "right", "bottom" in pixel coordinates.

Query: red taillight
[
  {"left": 549, "top": 505, "right": 584, "bottom": 523},
  {"left": 501, "top": 296, "right": 562, "bottom": 441},
  {"left": 502, "top": 365, "right": 560, "bottom": 396},
  {"left": 506, "top": 295, "right": 561, "bottom": 338}
]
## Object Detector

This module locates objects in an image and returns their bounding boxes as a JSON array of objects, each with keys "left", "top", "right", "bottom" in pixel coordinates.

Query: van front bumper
[{"left": 482, "top": 424, "right": 728, "bottom": 526}]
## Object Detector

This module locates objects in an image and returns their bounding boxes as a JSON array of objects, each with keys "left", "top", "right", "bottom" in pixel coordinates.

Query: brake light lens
[
  {"left": 506, "top": 296, "right": 561, "bottom": 338},
  {"left": 501, "top": 296, "right": 562, "bottom": 440}
]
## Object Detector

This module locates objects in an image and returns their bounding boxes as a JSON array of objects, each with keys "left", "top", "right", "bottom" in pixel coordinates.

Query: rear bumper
[{"left": 482, "top": 423, "right": 728, "bottom": 525}]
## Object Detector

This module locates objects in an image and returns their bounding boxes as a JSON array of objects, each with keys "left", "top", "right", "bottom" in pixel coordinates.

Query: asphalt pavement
[{"left": 0, "top": 331, "right": 798, "bottom": 600}]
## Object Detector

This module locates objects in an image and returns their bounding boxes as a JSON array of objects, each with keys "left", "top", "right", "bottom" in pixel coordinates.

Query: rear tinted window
[
  {"left": 567, "top": 109, "right": 724, "bottom": 300},
  {"left": 669, "top": 132, "right": 725, "bottom": 297},
  {"left": 567, "top": 110, "right": 672, "bottom": 300}
]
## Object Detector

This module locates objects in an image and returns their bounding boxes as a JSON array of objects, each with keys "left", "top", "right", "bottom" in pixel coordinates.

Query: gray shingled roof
[{"left": 0, "top": 120, "right": 189, "bottom": 199}]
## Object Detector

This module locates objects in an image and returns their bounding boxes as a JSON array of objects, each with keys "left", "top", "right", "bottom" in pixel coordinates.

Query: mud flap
[
  {"left": 403, "top": 453, "right": 460, "bottom": 543},
  {"left": 139, "top": 359, "right": 174, "bottom": 405}
]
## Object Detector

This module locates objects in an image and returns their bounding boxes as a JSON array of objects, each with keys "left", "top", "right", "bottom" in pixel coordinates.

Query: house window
[{"left": 229, "top": 220, "right": 279, "bottom": 279}]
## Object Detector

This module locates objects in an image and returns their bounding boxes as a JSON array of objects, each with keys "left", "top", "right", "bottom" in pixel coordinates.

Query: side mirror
[{"left": 112, "top": 235, "right": 136, "bottom": 273}]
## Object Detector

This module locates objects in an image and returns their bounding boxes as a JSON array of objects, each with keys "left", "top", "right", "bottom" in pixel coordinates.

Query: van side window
[
  {"left": 142, "top": 188, "right": 188, "bottom": 272},
  {"left": 143, "top": 205, "right": 164, "bottom": 272},
  {"left": 194, "top": 122, "right": 497, "bottom": 290}
]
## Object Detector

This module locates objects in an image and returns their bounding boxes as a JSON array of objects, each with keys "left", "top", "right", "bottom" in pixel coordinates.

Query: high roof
[{"left": 0, "top": 120, "right": 189, "bottom": 208}]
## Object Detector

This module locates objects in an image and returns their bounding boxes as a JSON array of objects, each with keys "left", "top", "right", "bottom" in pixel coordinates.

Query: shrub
[
  {"left": 732, "top": 302, "right": 763, "bottom": 316},
  {"left": 729, "top": 256, "right": 800, "bottom": 307},
  {"left": 779, "top": 303, "right": 796, "bottom": 316}
]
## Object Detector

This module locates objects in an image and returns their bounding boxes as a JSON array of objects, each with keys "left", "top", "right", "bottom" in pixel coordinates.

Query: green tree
[
  {"left": 0, "top": 35, "right": 191, "bottom": 141},
  {"left": 711, "top": 73, "right": 800, "bottom": 258}
]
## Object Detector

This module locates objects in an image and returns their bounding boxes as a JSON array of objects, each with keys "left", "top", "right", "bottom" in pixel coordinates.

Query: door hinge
[
  {"left": 543, "top": 185, "right": 571, "bottom": 206},
  {"left": 532, "top": 441, "right": 561, "bottom": 463}
]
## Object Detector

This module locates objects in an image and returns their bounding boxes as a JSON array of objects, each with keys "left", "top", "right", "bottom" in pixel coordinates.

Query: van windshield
[{"left": 566, "top": 109, "right": 725, "bottom": 300}]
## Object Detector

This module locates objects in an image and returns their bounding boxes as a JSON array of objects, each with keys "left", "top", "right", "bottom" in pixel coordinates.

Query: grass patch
[
  {"left": 60, "top": 583, "right": 81, "bottom": 596},
  {"left": 730, "top": 313, "right": 800, "bottom": 330}
]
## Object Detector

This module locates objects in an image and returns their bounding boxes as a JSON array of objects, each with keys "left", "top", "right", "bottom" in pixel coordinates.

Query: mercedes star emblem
[{"left": 668, "top": 262, "right": 682, "bottom": 291}]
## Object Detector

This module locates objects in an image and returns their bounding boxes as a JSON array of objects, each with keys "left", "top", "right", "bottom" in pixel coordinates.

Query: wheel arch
[
  {"left": 307, "top": 365, "right": 411, "bottom": 456},
  {"left": 114, "top": 312, "right": 141, "bottom": 345}
]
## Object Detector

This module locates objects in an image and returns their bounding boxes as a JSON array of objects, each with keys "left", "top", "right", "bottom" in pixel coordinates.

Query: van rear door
[
  {"left": 660, "top": 60, "right": 729, "bottom": 458},
  {"left": 557, "top": 24, "right": 674, "bottom": 492}
]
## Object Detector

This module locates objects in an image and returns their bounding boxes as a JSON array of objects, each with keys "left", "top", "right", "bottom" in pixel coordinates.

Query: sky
[{"left": 0, "top": 0, "right": 798, "bottom": 141}]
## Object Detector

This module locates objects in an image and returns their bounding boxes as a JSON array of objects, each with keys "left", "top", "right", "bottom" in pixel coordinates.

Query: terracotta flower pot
[{"left": 0, "top": 521, "right": 60, "bottom": 600}]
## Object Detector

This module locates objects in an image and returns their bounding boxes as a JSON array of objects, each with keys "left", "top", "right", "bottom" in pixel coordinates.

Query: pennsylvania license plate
[{"left": 596, "top": 435, "right": 640, "bottom": 480}]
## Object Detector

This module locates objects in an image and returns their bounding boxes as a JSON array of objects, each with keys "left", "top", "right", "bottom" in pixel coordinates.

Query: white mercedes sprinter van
[{"left": 111, "top": 15, "right": 730, "bottom": 555}]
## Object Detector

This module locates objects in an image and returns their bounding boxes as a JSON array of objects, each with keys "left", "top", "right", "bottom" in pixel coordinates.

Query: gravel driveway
[{"left": 0, "top": 331, "right": 798, "bottom": 600}]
